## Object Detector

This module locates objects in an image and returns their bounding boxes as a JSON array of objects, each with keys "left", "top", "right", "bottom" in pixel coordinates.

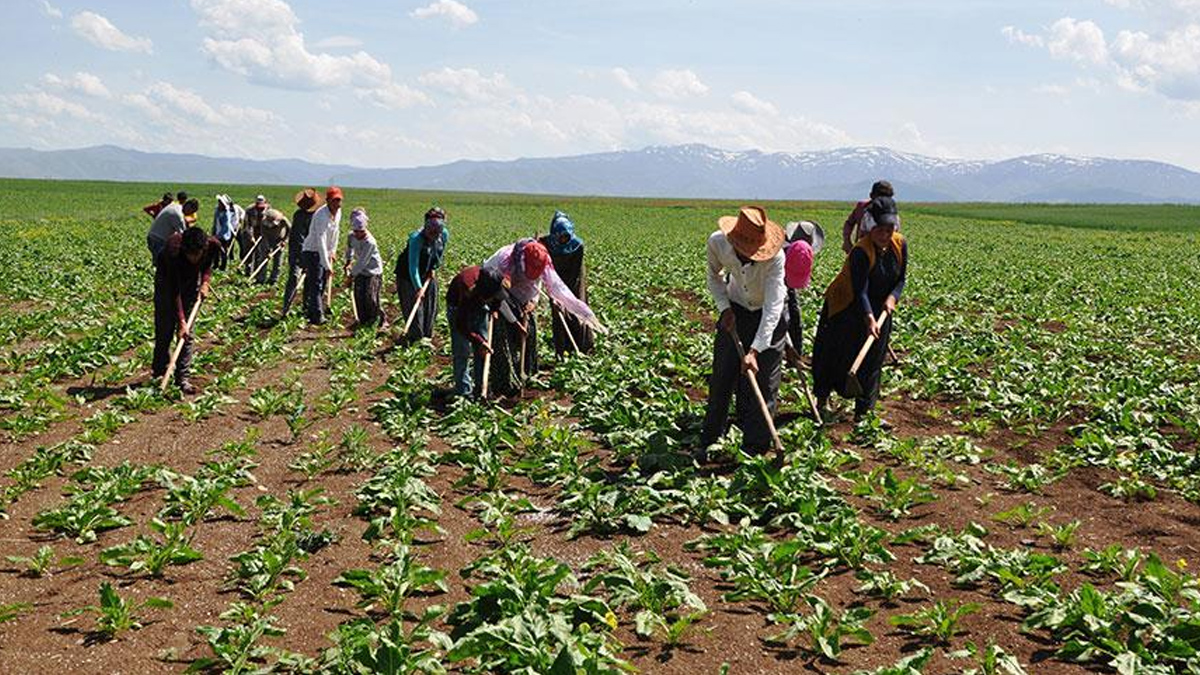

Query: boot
[{"left": 176, "top": 379, "right": 197, "bottom": 395}]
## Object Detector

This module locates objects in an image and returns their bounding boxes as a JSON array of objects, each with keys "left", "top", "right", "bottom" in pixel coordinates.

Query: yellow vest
[{"left": 824, "top": 232, "right": 906, "bottom": 318}]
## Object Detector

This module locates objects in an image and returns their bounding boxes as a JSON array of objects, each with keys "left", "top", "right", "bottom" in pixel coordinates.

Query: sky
[{"left": 2, "top": 0, "right": 1199, "bottom": 170}]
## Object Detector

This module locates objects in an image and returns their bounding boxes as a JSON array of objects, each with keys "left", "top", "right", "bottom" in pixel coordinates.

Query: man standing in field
[
  {"left": 152, "top": 227, "right": 221, "bottom": 394},
  {"left": 843, "top": 181, "right": 895, "bottom": 253},
  {"left": 241, "top": 195, "right": 270, "bottom": 275},
  {"left": 282, "top": 188, "right": 322, "bottom": 317},
  {"left": 147, "top": 198, "right": 200, "bottom": 266},
  {"left": 300, "top": 187, "right": 343, "bottom": 325},
  {"left": 699, "top": 206, "right": 788, "bottom": 459}
]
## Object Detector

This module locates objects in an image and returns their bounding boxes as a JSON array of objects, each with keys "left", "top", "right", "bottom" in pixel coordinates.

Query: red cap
[
  {"left": 523, "top": 241, "right": 549, "bottom": 280},
  {"left": 326, "top": 186, "right": 344, "bottom": 201}
]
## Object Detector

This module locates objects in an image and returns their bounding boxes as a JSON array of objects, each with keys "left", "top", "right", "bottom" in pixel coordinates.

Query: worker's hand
[
  {"left": 199, "top": 281, "right": 210, "bottom": 299},
  {"left": 717, "top": 308, "right": 735, "bottom": 333},
  {"left": 177, "top": 324, "right": 191, "bottom": 341},
  {"left": 866, "top": 315, "right": 881, "bottom": 340},
  {"left": 742, "top": 348, "right": 759, "bottom": 374},
  {"left": 524, "top": 301, "right": 536, "bottom": 314},
  {"left": 885, "top": 295, "right": 897, "bottom": 314}
]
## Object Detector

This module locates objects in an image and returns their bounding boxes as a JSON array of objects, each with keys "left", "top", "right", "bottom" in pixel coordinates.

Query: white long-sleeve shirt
[
  {"left": 706, "top": 231, "right": 787, "bottom": 353},
  {"left": 301, "top": 205, "right": 341, "bottom": 271}
]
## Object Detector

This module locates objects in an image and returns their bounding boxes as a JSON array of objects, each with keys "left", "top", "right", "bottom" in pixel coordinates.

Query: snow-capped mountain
[{"left": 1, "top": 143, "right": 1197, "bottom": 203}]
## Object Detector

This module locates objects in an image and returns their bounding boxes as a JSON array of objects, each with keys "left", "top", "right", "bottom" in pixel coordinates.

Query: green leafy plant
[
  {"left": 849, "top": 466, "right": 937, "bottom": 520},
  {"left": 768, "top": 594, "right": 874, "bottom": 661},
  {"left": 63, "top": 582, "right": 172, "bottom": 640},
  {"left": 583, "top": 542, "right": 707, "bottom": 642},
  {"left": 889, "top": 600, "right": 980, "bottom": 644},
  {"left": 334, "top": 544, "right": 448, "bottom": 617},
  {"left": 6, "top": 545, "right": 84, "bottom": 577},
  {"left": 854, "top": 569, "right": 930, "bottom": 603},
  {"left": 99, "top": 518, "right": 203, "bottom": 578},
  {"left": 991, "top": 501, "right": 1053, "bottom": 528}
]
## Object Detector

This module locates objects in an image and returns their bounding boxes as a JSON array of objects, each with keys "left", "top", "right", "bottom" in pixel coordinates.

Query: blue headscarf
[{"left": 548, "top": 210, "right": 583, "bottom": 256}]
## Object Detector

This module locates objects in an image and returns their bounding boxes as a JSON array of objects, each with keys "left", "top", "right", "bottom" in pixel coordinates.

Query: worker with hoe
[
  {"left": 152, "top": 227, "right": 221, "bottom": 394},
  {"left": 396, "top": 207, "right": 449, "bottom": 341},
  {"left": 212, "top": 194, "right": 243, "bottom": 272},
  {"left": 697, "top": 206, "right": 788, "bottom": 461},
  {"left": 482, "top": 238, "right": 604, "bottom": 397},
  {"left": 241, "top": 195, "right": 270, "bottom": 275},
  {"left": 445, "top": 264, "right": 508, "bottom": 398},
  {"left": 538, "top": 210, "right": 595, "bottom": 355},
  {"left": 147, "top": 197, "right": 200, "bottom": 266},
  {"left": 813, "top": 196, "right": 908, "bottom": 427},
  {"left": 254, "top": 208, "right": 290, "bottom": 284},
  {"left": 843, "top": 180, "right": 896, "bottom": 253},
  {"left": 342, "top": 208, "right": 385, "bottom": 330},
  {"left": 282, "top": 188, "right": 323, "bottom": 318},
  {"left": 300, "top": 187, "right": 343, "bottom": 325}
]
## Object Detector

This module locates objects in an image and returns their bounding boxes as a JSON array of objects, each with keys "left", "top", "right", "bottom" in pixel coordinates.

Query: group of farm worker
[
  {"left": 140, "top": 186, "right": 604, "bottom": 398},
  {"left": 699, "top": 180, "right": 906, "bottom": 458}
]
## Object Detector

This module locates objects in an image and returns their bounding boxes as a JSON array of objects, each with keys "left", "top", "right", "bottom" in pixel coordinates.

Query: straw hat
[
  {"left": 718, "top": 206, "right": 785, "bottom": 262},
  {"left": 293, "top": 188, "right": 325, "bottom": 213}
]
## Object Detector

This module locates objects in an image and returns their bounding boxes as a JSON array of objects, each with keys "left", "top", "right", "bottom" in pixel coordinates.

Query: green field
[{"left": 0, "top": 178, "right": 1199, "bottom": 674}]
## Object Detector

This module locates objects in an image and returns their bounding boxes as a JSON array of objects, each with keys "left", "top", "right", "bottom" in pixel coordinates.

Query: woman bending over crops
[
  {"left": 396, "top": 207, "right": 449, "bottom": 341},
  {"left": 538, "top": 210, "right": 595, "bottom": 355},
  {"left": 812, "top": 196, "right": 907, "bottom": 427},
  {"left": 482, "top": 238, "right": 604, "bottom": 397}
]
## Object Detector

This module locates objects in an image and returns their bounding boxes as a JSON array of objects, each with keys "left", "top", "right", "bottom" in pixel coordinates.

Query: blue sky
[{"left": 3, "top": 0, "right": 1199, "bottom": 170}]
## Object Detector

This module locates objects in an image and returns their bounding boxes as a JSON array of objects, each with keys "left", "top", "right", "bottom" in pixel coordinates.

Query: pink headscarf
[{"left": 784, "top": 240, "right": 813, "bottom": 290}]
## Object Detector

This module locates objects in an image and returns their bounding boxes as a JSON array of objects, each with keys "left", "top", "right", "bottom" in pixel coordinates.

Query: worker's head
[
  {"left": 182, "top": 227, "right": 208, "bottom": 265},
  {"left": 182, "top": 199, "right": 200, "bottom": 217},
  {"left": 325, "top": 187, "right": 343, "bottom": 215},
  {"left": 521, "top": 240, "right": 549, "bottom": 280},
  {"left": 176, "top": 191, "right": 189, "bottom": 203},
  {"left": 865, "top": 197, "right": 899, "bottom": 247},
  {"left": 475, "top": 267, "right": 508, "bottom": 306},
  {"left": 351, "top": 208, "right": 369, "bottom": 239},
  {"left": 161, "top": 192, "right": 173, "bottom": 204},
  {"left": 869, "top": 180, "right": 894, "bottom": 199},
  {"left": 423, "top": 207, "right": 446, "bottom": 241}
]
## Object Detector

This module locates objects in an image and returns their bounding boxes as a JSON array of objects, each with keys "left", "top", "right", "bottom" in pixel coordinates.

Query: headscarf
[
  {"left": 351, "top": 208, "right": 369, "bottom": 231},
  {"left": 521, "top": 240, "right": 550, "bottom": 280},
  {"left": 547, "top": 210, "right": 583, "bottom": 256},
  {"left": 784, "top": 240, "right": 813, "bottom": 290}
]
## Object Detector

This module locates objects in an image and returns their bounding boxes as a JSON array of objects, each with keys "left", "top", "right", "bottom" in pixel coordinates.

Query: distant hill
[{"left": 1, "top": 143, "right": 1197, "bottom": 203}]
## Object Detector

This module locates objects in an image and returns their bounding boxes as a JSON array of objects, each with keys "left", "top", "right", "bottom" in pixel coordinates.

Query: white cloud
[
  {"left": 1001, "top": 25, "right": 1043, "bottom": 48},
  {"left": 70, "top": 11, "right": 153, "bottom": 54},
  {"left": 730, "top": 91, "right": 779, "bottom": 116},
  {"left": 123, "top": 83, "right": 277, "bottom": 127},
  {"left": 359, "top": 82, "right": 432, "bottom": 110},
  {"left": 1046, "top": 18, "right": 1108, "bottom": 65},
  {"left": 40, "top": 0, "right": 62, "bottom": 19},
  {"left": 190, "top": 0, "right": 428, "bottom": 108},
  {"left": 649, "top": 69, "right": 709, "bottom": 100},
  {"left": 417, "top": 67, "right": 517, "bottom": 102},
  {"left": 2, "top": 91, "right": 103, "bottom": 121},
  {"left": 611, "top": 67, "right": 639, "bottom": 92},
  {"left": 1004, "top": 9, "right": 1200, "bottom": 102},
  {"left": 42, "top": 72, "right": 111, "bottom": 98},
  {"left": 313, "top": 35, "right": 364, "bottom": 49},
  {"left": 410, "top": 0, "right": 479, "bottom": 28}
]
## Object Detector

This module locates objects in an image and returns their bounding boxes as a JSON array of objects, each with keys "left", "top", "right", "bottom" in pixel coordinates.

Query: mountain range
[{"left": 1, "top": 143, "right": 1197, "bottom": 203}]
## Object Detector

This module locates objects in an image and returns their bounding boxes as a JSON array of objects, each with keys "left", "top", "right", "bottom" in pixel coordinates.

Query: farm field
[{"left": 1, "top": 177, "right": 1199, "bottom": 674}]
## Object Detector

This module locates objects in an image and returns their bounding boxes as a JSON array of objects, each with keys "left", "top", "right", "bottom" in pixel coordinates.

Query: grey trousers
[{"left": 700, "top": 303, "right": 787, "bottom": 453}]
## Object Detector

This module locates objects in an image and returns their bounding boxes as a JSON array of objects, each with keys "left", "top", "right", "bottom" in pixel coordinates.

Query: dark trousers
[
  {"left": 237, "top": 230, "right": 255, "bottom": 275},
  {"left": 353, "top": 274, "right": 383, "bottom": 327},
  {"left": 301, "top": 251, "right": 327, "bottom": 324},
  {"left": 152, "top": 280, "right": 195, "bottom": 383},
  {"left": 281, "top": 251, "right": 303, "bottom": 316},
  {"left": 701, "top": 303, "right": 786, "bottom": 453},
  {"left": 397, "top": 274, "right": 438, "bottom": 340},
  {"left": 253, "top": 234, "right": 284, "bottom": 284}
]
